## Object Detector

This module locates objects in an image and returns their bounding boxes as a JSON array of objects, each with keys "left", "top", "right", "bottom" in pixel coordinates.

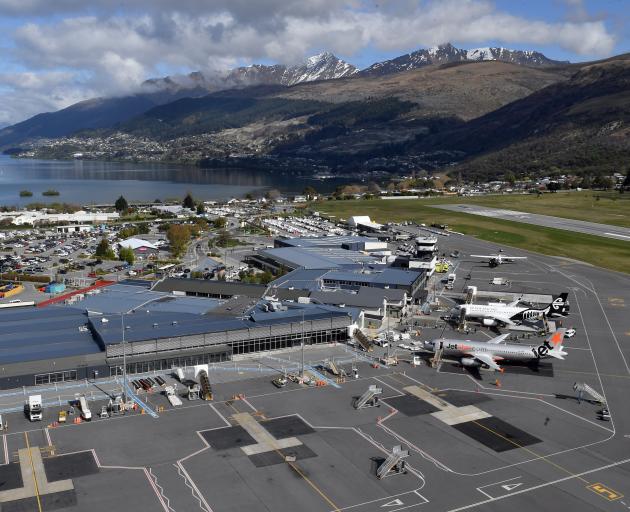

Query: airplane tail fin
[
  {"left": 548, "top": 292, "right": 570, "bottom": 316},
  {"left": 547, "top": 328, "right": 567, "bottom": 359},
  {"left": 548, "top": 347, "right": 567, "bottom": 360}
]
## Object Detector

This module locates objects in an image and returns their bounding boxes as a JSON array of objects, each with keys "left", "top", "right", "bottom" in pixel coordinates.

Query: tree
[
  {"left": 367, "top": 181, "right": 381, "bottom": 194},
  {"left": 213, "top": 217, "right": 227, "bottom": 229},
  {"left": 580, "top": 175, "right": 592, "bottom": 189},
  {"left": 167, "top": 224, "right": 191, "bottom": 258},
  {"left": 265, "top": 189, "right": 281, "bottom": 201},
  {"left": 190, "top": 218, "right": 208, "bottom": 237},
  {"left": 546, "top": 182, "right": 561, "bottom": 193},
  {"left": 95, "top": 238, "right": 115, "bottom": 259},
  {"left": 592, "top": 175, "right": 613, "bottom": 190},
  {"left": 118, "top": 246, "right": 135, "bottom": 265},
  {"left": 302, "top": 186, "right": 317, "bottom": 200},
  {"left": 182, "top": 193, "right": 195, "bottom": 209},
  {"left": 196, "top": 202, "right": 205, "bottom": 215},
  {"left": 622, "top": 170, "right": 630, "bottom": 193},
  {"left": 114, "top": 195, "right": 128, "bottom": 212},
  {"left": 214, "top": 230, "right": 232, "bottom": 247},
  {"left": 504, "top": 172, "right": 516, "bottom": 186}
]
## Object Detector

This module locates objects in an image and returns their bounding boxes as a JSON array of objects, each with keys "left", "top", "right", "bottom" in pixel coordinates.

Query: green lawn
[
  {"left": 419, "top": 191, "right": 630, "bottom": 228},
  {"left": 314, "top": 199, "right": 630, "bottom": 274}
]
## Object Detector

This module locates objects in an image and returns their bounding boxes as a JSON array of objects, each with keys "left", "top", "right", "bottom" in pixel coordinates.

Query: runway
[{"left": 432, "top": 204, "right": 630, "bottom": 241}]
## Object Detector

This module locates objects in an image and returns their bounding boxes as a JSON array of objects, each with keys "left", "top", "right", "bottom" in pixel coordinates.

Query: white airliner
[
  {"left": 453, "top": 293, "right": 569, "bottom": 327},
  {"left": 470, "top": 253, "right": 527, "bottom": 267},
  {"left": 424, "top": 329, "right": 567, "bottom": 372}
]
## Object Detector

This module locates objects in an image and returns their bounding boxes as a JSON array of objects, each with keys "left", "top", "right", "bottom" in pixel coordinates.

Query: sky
[{"left": 0, "top": 0, "right": 627, "bottom": 127}]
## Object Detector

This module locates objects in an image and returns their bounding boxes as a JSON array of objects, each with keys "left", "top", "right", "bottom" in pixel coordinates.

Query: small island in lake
[{"left": 42, "top": 189, "right": 60, "bottom": 196}]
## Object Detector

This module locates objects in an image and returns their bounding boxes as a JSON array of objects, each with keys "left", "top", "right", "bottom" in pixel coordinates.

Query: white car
[
  {"left": 398, "top": 343, "right": 411, "bottom": 351},
  {"left": 565, "top": 328, "right": 576, "bottom": 338}
]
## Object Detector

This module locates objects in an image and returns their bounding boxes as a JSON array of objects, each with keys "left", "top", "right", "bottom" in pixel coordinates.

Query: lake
[{"left": 0, "top": 156, "right": 351, "bottom": 206}]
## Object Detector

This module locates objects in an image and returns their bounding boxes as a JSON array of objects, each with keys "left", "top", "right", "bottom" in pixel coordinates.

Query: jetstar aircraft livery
[{"left": 424, "top": 329, "right": 567, "bottom": 372}]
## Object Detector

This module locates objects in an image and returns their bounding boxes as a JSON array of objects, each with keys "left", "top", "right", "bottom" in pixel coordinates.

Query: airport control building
[{"left": 0, "top": 283, "right": 360, "bottom": 390}]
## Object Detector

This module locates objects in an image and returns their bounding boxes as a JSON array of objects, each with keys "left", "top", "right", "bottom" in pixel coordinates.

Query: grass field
[
  {"left": 314, "top": 198, "right": 630, "bottom": 274},
  {"left": 426, "top": 191, "right": 630, "bottom": 228}
]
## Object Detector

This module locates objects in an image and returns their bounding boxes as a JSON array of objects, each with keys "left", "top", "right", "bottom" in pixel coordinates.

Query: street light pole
[
  {"left": 121, "top": 313, "right": 127, "bottom": 403},
  {"left": 301, "top": 310, "right": 305, "bottom": 379},
  {"left": 384, "top": 296, "right": 390, "bottom": 359}
]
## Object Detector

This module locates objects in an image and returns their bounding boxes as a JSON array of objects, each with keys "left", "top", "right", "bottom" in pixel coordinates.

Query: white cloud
[{"left": 0, "top": 0, "right": 619, "bottom": 125}]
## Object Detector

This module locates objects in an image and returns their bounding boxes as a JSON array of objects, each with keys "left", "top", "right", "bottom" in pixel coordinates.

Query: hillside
[
  {"left": 0, "top": 52, "right": 357, "bottom": 150},
  {"left": 272, "top": 60, "right": 570, "bottom": 120},
  {"left": 413, "top": 55, "right": 630, "bottom": 179},
  {"left": 9, "top": 51, "right": 630, "bottom": 180},
  {"left": 0, "top": 44, "right": 567, "bottom": 151},
  {"left": 0, "top": 88, "right": 210, "bottom": 150},
  {"left": 360, "top": 43, "right": 567, "bottom": 76}
]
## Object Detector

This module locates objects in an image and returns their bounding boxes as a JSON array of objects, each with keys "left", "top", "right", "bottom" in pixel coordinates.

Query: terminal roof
[
  {"left": 259, "top": 247, "right": 382, "bottom": 269},
  {"left": 0, "top": 308, "right": 101, "bottom": 364}
]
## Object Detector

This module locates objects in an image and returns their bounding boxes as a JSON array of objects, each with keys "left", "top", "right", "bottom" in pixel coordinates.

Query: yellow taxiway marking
[
  {"left": 587, "top": 483, "right": 624, "bottom": 501},
  {"left": 470, "top": 420, "right": 590, "bottom": 484},
  {"left": 23, "top": 432, "right": 43, "bottom": 512}
]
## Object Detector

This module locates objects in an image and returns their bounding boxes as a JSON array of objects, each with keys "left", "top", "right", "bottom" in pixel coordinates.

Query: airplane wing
[
  {"left": 485, "top": 315, "right": 516, "bottom": 326},
  {"left": 472, "top": 352, "right": 503, "bottom": 371},
  {"left": 470, "top": 254, "right": 494, "bottom": 259},
  {"left": 503, "top": 256, "right": 527, "bottom": 261},
  {"left": 487, "top": 333, "right": 511, "bottom": 344}
]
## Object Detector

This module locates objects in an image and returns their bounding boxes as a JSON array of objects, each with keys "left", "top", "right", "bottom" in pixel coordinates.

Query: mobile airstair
[{"left": 354, "top": 385, "right": 382, "bottom": 409}]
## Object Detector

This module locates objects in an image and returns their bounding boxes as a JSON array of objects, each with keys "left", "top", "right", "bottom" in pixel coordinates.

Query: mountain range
[
  {"left": 2, "top": 44, "right": 629, "bottom": 180},
  {"left": 0, "top": 44, "right": 567, "bottom": 149}
]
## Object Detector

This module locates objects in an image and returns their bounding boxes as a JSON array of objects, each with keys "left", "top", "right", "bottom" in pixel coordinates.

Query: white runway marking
[
  {"left": 604, "top": 232, "right": 630, "bottom": 240},
  {"left": 337, "top": 489, "right": 428, "bottom": 512},
  {"left": 477, "top": 476, "right": 523, "bottom": 499},
  {"left": 448, "top": 456, "right": 630, "bottom": 511}
]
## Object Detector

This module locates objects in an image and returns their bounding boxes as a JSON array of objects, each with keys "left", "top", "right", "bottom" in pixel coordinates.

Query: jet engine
[
  {"left": 482, "top": 318, "right": 497, "bottom": 327},
  {"left": 461, "top": 357, "right": 481, "bottom": 367}
]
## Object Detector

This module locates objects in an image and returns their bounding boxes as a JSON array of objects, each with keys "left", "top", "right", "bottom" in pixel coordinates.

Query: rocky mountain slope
[
  {"left": 360, "top": 43, "right": 567, "bottom": 76},
  {"left": 0, "top": 53, "right": 356, "bottom": 149}
]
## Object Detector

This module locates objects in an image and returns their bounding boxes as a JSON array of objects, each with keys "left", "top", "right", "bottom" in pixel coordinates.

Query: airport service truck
[
  {"left": 25, "top": 395, "right": 43, "bottom": 422},
  {"left": 164, "top": 386, "right": 182, "bottom": 407},
  {"left": 78, "top": 395, "right": 92, "bottom": 421}
]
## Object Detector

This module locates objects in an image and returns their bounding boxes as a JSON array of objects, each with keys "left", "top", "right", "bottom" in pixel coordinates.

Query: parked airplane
[
  {"left": 424, "top": 329, "right": 567, "bottom": 372},
  {"left": 470, "top": 252, "right": 527, "bottom": 267},
  {"left": 453, "top": 293, "right": 570, "bottom": 327}
]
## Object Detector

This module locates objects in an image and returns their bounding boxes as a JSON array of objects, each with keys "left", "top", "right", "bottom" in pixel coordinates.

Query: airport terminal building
[{"left": 0, "top": 283, "right": 360, "bottom": 389}]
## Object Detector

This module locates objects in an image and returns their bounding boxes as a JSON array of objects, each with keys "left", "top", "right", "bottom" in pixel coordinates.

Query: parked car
[{"left": 565, "top": 328, "right": 576, "bottom": 338}]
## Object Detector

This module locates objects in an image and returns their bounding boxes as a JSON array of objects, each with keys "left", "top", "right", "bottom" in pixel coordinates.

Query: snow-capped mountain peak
[{"left": 361, "top": 43, "right": 567, "bottom": 77}]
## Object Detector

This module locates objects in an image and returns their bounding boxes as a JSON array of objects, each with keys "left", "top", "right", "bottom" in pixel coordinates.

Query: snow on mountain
[
  {"left": 144, "top": 53, "right": 358, "bottom": 93},
  {"left": 361, "top": 43, "right": 567, "bottom": 77}
]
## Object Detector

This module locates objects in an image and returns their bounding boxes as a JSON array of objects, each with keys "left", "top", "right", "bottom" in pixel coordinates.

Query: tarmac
[
  {"left": 432, "top": 204, "right": 630, "bottom": 241},
  {"left": 0, "top": 231, "right": 628, "bottom": 511}
]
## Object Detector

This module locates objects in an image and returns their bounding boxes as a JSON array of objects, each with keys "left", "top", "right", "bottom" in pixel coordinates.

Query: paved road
[{"left": 432, "top": 204, "right": 630, "bottom": 241}]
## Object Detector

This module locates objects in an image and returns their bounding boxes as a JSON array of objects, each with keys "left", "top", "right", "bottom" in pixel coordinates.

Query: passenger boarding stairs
[
  {"left": 326, "top": 359, "right": 340, "bottom": 376},
  {"left": 431, "top": 348, "right": 444, "bottom": 368},
  {"left": 353, "top": 329, "right": 373, "bottom": 352},
  {"left": 574, "top": 382, "right": 606, "bottom": 405},
  {"left": 199, "top": 370, "right": 213, "bottom": 401},
  {"left": 354, "top": 385, "right": 382, "bottom": 409},
  {"left": 376, "top": 445, "right": 409, "bottom": 479}
]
